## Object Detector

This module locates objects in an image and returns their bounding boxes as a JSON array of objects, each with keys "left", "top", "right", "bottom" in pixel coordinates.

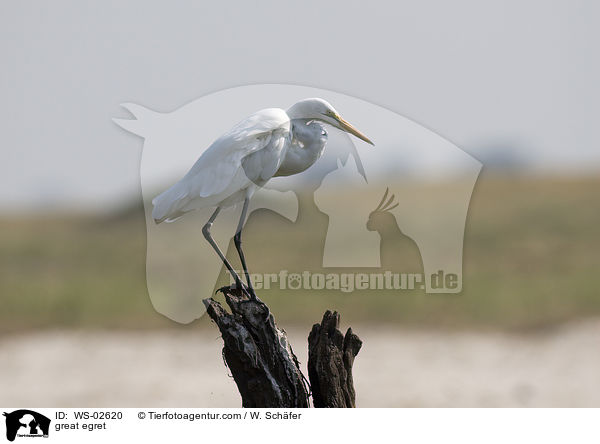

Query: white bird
[{"left": 152, "top": 98, "right": 373, "bottom": 299}]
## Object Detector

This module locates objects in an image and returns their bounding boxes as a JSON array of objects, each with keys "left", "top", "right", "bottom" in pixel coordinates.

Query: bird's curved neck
[{"left": 274, "top": 121, "right": 326, "bottom": 177}]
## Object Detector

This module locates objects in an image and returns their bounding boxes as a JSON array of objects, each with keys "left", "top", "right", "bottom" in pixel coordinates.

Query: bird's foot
[
  {"left": 246, "top": 286, "right": 257, "bottom": 300},
  {"left": 236, "top": 292, "right": 271, "bottom": 323},
  {"left": 215, "top": 284, "right": 269, "bottom": 323},
  {"left": 245, "top": 288, "right": 270, "bottom": 322},
  {"left": 216, "top": 282, "right": 255, "bottom": 300},
  {"left": 238, "top": 299, "right": 271, "bottom": 323},
  {"left": 215, "top": 285, "right": 231, "bottom": 295}
]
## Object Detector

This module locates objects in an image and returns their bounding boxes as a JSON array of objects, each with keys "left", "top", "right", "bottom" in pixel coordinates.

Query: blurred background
[{"left": 1, "top": 0, "right": 599, "bottom": 407}]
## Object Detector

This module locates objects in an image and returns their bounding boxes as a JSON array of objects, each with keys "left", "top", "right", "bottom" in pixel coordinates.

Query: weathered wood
[
  {"left": 307, "top": 310, "right": 362, "bottom": 408},
  {"left": 204, "top": 287, "right": 361, "bottom": 408},
  {"left": 203, "top": 286, "right": 309, "bottom": 408}
]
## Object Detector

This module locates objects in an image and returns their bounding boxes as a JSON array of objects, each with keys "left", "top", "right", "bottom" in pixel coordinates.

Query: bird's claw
[
  {"left": 216, "top": 282, "right": 256, "bottom": 300},
  {"left": 215, "top": 283, "right": 268, "bottom": 323},
  {"left": 215, "top": 285, "right": 231, "bottom": 295}
]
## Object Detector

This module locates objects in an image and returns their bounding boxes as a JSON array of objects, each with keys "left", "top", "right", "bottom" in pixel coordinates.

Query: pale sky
[{"left": 1, "top": 0, "right": 598, "bottom": 212}]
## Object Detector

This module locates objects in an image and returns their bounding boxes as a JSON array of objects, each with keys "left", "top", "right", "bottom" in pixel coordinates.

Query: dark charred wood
[
  {"left": 307, "top": 310, "right": 362, "bottom": 408},
  {"left": 204, "top": 287, "right": 361, "bottom": 408},
  {"left": 203, "top": 286, "right": 309, "bottom": 408}
]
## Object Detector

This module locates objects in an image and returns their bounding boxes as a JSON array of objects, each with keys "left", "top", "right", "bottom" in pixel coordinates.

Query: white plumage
[
  {"left": 152, "top": 108, "right": 290, "bottom": 223},
  {"left": 150, "top": 97, "right": 373, "bottom": 300}
]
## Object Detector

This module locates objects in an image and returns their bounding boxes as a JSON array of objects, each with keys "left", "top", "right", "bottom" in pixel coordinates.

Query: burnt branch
[
  {"left": 203, "top": 287, "right": 309, "bottom": 408},
  {"left": 204, "top": 288, "right": 361, "bottom": 408},
  {"left": 308, "top": 310, "right": 362, "bottom": 408}
]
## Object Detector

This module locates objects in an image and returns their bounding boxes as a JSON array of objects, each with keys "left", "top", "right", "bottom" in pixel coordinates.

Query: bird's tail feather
[{"left": 152, "top": 183, "right": 190, "bottom": 224}]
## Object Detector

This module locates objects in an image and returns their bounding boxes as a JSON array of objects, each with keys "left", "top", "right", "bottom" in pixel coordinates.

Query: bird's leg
[
  {"left": 202, "top": 207, "right": 249, "bottom": 298},
  {"left": 234, "top": 197, "right": 271, "bottom": 322},
  {"left": 234, "top": 197, "right": 256, "bottom": 299}
]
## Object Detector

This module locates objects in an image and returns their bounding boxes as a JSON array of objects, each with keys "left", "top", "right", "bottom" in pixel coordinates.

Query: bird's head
[{"left": 287, "top": 98, "right": 374, "bottom": 146}]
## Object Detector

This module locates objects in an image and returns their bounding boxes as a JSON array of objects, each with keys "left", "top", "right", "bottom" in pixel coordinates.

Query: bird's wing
[
  {"left": 152, "top": 108, "right": 290, "bottom": 222},
  {"left": 184, "top": 108, "right": 290, "bottom": 197}
]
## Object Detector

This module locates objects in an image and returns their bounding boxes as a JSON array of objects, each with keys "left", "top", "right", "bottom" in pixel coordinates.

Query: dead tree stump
[
  {"left": 203, "top": 287, "right": 309, "bottom": 407},
  {"left": 308, "top": 310, "right": 363, "bottom": 408},
  {"left": 204, "top": 287, "right": 361, "bottom": 408}
]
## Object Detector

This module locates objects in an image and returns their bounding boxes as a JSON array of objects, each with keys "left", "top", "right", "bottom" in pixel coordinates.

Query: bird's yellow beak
[{"left": 334, "top": 114, "right": 374, "bottom": 146}]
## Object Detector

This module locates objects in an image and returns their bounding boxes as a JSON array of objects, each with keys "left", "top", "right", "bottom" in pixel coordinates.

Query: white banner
[{"left": 0, "top": 408, "right": 598, "bottom": 444}]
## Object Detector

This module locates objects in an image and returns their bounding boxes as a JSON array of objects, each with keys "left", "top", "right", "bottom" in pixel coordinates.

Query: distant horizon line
[{"left": 0, "top": 170, "right": 598, "bottom": 218}]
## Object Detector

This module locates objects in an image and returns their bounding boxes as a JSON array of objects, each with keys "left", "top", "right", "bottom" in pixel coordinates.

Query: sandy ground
[{"left": 1, "top": 320, "right": 599, "bottom": 407}]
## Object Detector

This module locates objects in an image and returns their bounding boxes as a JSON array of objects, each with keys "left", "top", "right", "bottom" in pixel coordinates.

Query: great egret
[{"left": 152, "top": 98, "right": 373, "bottom": 299}]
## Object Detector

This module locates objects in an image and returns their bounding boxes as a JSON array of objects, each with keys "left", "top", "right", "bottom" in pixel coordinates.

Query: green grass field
[{"left": 1, "top": 174, "right": 598, "bottom": 332}]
